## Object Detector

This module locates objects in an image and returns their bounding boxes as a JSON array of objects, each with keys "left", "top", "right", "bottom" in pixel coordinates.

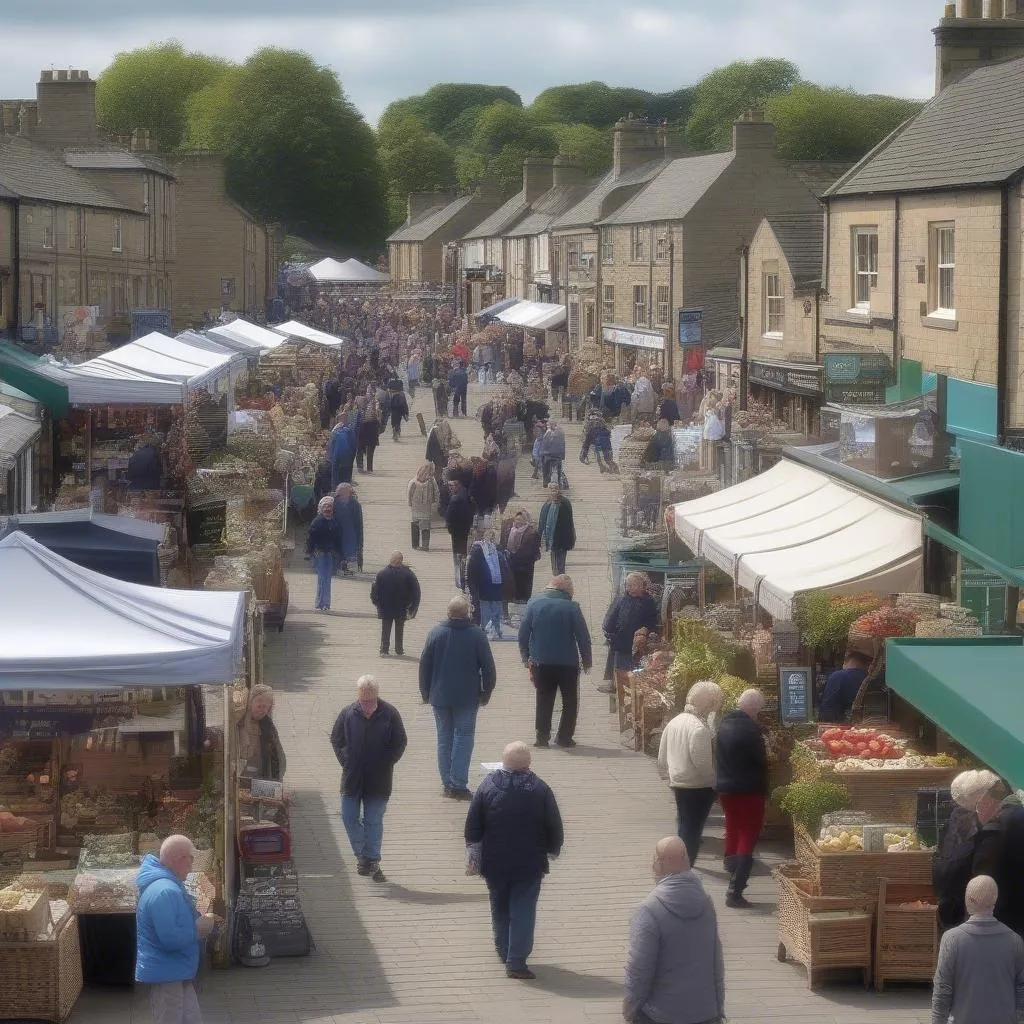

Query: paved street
[{"left": 68, "top": 383, "right": 932, "bottom": 1024}]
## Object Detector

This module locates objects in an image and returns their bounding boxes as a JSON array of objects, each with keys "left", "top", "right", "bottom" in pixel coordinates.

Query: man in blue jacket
[
  {"left": 518, "top": 575, "right": 592, "bottom": 748},
  {"left": 328, "top": 420, "right": 357, "bottom": 488},
  {"left": 448, "top": 361, "right": 469, "bottom": 417},
  {"left": 136, "top": 834, "right": 217, "bottom": 1024},
  {"left": 419, "top": 595, "right": 497, "bottom": 799}
]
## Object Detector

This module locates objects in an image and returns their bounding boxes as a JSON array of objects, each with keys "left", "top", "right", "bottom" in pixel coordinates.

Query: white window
[
  {"left": 66, "top": 210, "right": 78, "bottom": 250},
  {"left": 567, "top": 243, "right": 579, "bottom": 269},
  {"left": 655, "top": 284, "right": 670, "bottom": 325},
  {"left": 112, "top": 215, "right": 123, "bottom": 252},
  {"left": 42, "top": 208, "right": 55, "bottom": 249},
  {"left": 655, "top": 230, "right": 670, "bottom": 262},
  {"left": 763, "top": 272, "right": 784, "bottom": 336},
  {"left": 630, "top": 225, "right": 646, "bottom": 262},
  {"left": 602, "top": 284, "right": 614, "bottom": 322},
  {"left": 633, "top": 284, "right": 648, "bottom": 327},
  {"left": 602, "top": 235, "right": 614, "bottom": 265},
  {"left": 852, "top": 227, "right": 878, "bottom": 310},
  {"left": 932, "top": 223, "right": 955, "bottom": 316}
]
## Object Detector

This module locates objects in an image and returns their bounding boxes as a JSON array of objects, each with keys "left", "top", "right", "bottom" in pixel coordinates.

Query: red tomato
[{"left": 822, "top": 728, "right": 842, "bottom": 742}]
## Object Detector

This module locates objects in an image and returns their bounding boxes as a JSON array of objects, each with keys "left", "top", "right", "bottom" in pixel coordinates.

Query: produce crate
[
  {"left": 819, "top": 766, "right": 960, "bottom": 822},
  {"left": 0, "top": 910, "right": 82, "bottom": 1022},
  {"left": 774, "top": 864, "right": 873, "bottom": 989},
  {"left": 794, "top": 823, "right": 933, "bottom": 898},
  {"left": 874, "top": 879, "right": 938, "bottom": 991},
  {"left": 0, "top": 888, "right": 50, "bottom": 939}
]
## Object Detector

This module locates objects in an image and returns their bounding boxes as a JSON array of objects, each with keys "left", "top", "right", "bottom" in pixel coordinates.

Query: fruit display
[
  {"left": 793, "top": 591, "right": 881, "bottom": 651},
  {"left": 817, "top": 829, "right": 863, "bottom": 852},
  {"left": 832, "top": 753, "right": 958, "bottom": 772},
  {"left": 819, "top": 726, "right": 904, "bottom": 760},
  {"left": 849, "top": 606, "right": 919, "bottom": 639}
]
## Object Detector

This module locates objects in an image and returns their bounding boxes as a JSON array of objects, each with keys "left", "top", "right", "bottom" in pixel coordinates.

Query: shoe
[
  {"left": 554, "top": 738, "right": 576, "bottom": 748},
  {"left": 534, "top": 737, "right": 549, "bottom": 748},
  {"left": 506, "top": 967, "right": 536, "bottom": 980},
  {"left": 380, "top": 649, "right": 389, "bottom": 656},
  {"left": 496, "top": 948, "right": 508, "bottom": 963},
  {"left": 369, "top": 862, "right": 387, "bottom": 883},
  {"left": 442, "top": 785, "right": 457, "bottom": 798},
  {"left": 356, "top": 858, "right": 372, "bottom": 876},
  {"left": 395, "top": 648, "right": 405, "bottom": 656},
  {"left": 450, "top": 787, "right": 473, "bottom": 801},
  {"left": 596, "top": 682, "right": 615, "bottom": 694},
  {"left": 725, "top": 893, "right": 753, "bottom": 909}
]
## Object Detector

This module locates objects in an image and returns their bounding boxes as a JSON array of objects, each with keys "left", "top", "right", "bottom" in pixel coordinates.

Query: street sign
[{"left": 678, "top": 308, "right": 703, "bottom": 347}]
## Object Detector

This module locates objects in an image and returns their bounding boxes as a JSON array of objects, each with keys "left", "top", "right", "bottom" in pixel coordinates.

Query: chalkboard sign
[
  {"left": 233, "top": 859, "right": 310, "bottom": 961},
  {"left": 779, "top": 666, "right": 813, "bottom": 724},
  {"left": 186, "top": 500, "right": 226, "bottom": 548},
  {"left": 916, "top": 787, "right": 955, "bottom": 849}
]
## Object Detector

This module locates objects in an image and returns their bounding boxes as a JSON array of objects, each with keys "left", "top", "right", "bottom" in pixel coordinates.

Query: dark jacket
[
  {"left": 370, "top": 564, "right": 421, "bottom": 620},
  {"left": 973, "top": 798, "right": 1024, "bottom": 938},
  {"left": 581, "top": 419, "right": 612, "bottom": 460},
  {"left": 330, "top": 699, "right": 408, "bottom": 799},
  {"left": 538, "top": 497, "right": 576, "bottom": 551},
  {"left": 935, "top": 805, "right": 981, "bottom": 931},
  {"left": 469, "top": 464, "right": 498, "bottom": 514},
  {"left": 602, "top": 592, "right": 660, "bottom": 657},
  {"left": 426, "top": 429, "right": 446, "bottom": 466},
  {"left": 657, "top": 398, "right": 681, "bottom": 425},
  {"left": 715, "top": 710, "right": 768, "bottom": 796},
  {"left": 444, "top": 487, "right": 475, "bottom": 539},
  {"left": 306, "top": 514, "right": 340, "bottom": 557},
  {"left": 332, "top": 497, "right": 363, "bottom": 560},
  {"left": 127, "top": 444, "right": 162, "bottom": 491},
  {"left": 818, "top": 667, "right": 868, "bottom": 723},
  {"left": 448, "top": 367, "right": 469, "bottom": 393},
  {"left": 464, "top": 769, "right": 563, "bottom": 882},
  {"left": 500, "top": 521, "right": 542, "bottom": 571},
  {"left": 589, "top": 383, "right": 631, "bottom": 417},
  {"left": 419, "top": 617, "right": 496, "bottom": 708},
  {"left": 389, "top": 391, "right": 409, "bottom": 423},
  {"left": 467, "top": 543, "right": 510, "bottom": 602},
  {"left": 518, "top": 588, "right": 593, "bottom": 670},
  {"left": 256, "top": 717, "right": 286, "bottom": 781},
  {"left": 313, "top": 462, "right": 333, "bottom": 502},
  {"left": 646, "top": 430, "right": 675, "bottom": 464}
]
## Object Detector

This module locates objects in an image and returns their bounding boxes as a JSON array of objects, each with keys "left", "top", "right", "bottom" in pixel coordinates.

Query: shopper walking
[
  {"left": 136, "top": 834, "right": 218, "bottom": 1024},
  {"left": 539, "top": 420, "right": 566, "bottom": 488},
  {"left": 432, "top": 374, "right": 449, "bottom": 417},
  {"left": 466, "top": 530, "right": 510, "bottom": 639},
  {"left": 330, "top": 676, "right": 408, "bottom": 883},
  {"left": 407, "top": 349, "right": 422, "bottom": 398},
  {"left": 389, "top": 385, "right": 409, "bottom": 441},
  {"left": 332, "top": 483, "right": 364, "bottom": 576},
  {"left": 469, "top": 455, "right": 499, "bottom": 531},
  {"left": 715, "top": 688, "right": 768, "bottom": 908},
  {"left": 932, "top": 875, "right": 1024, "bottom": 1024},
  {"left": 601, "top": 572, "right": 660, "bottom": 698},
  {"left": 449, "top": 360, "right": 469, "bottom": 417},
  {"left": 370, "top": 552, "right": 421, "bottom": 656},
  {"left": 623, "top": 836, "right": 725, "bottom": 1024},
  {"left": 658, "top": 681, "right": 725, "bottom": 865},
  {"left": 444, "top": 477, "right": 475, "bottom": 591},
  {"left": 972, "top": 780, "right": 1024, "bottom": 939},
  {"left": 408, "top": 463, "right": 440, "bottom": 551},
  {"left": 328, "top": 417, "right": 357, "bottom": 488},
  {"left": 306, "top": 496, "right": 340, "bottom": 612},
  {"left": 500, "top": 509, "right": 542, "bottom": 610},
  {"left": 518, "top": 575, "right": 592, "bottom": 748},
  {"left": 356, "top": 397, "right": 382, "bottom": 473},
  {"left": 419, "top": 596, "right": 496, "bottom": 799},
  {"left": 464, "top": 741, "right": 564, "bottom": 981},
  {"left": 538, "top": 483, "right": 576, "bottom": 576}
]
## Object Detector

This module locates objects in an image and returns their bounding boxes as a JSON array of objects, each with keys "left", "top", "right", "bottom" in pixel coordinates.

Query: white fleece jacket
[{"left": 658, "top": 711, "right": 715, "bottom": 789}]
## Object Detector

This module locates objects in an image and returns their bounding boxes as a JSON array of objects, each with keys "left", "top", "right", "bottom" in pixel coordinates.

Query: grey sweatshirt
[
  {"left": 931, "top": 915, "right": 1024, "bottom": 1024},
  {"left": 624, "top": 871, "right": 724, "bottom": 1024}
]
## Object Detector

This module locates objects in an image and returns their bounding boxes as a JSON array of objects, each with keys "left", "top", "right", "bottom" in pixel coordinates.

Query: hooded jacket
[
  {"left": 419, "top": 617, "right": 496, "bottom": 708},
  {"left": 135, "top": 854, "right": 200, "bottom": 983},
  {"left": 518, "top": 588, "right": 592, "bottom": 670},
  {"left": 624, "top": 871, "right": 725, "bottom": 1024}
]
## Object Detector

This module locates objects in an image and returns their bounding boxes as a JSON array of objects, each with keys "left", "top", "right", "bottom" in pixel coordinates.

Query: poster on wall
[
  {"left": 59, "top": 306, "right": 100, "bottom": 354},
  {"left": 678, "top": 308, "right": 703, "bottom": 346}
]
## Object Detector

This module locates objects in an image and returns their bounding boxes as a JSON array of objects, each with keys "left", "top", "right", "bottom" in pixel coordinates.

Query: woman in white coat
[{"left": 407, "top": 462, "right": 440, "bottom": 551}]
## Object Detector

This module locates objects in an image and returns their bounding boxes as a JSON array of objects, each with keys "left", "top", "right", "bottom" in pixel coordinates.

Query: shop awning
[
  {"left": 671, "top": 459, "right": 923, "bottom": 619},
  {"left": 476, "top": 297, "right": 519, "bottom": 323},
  {"left": 208, "top": 319, "right": 286, "bottom": 352},
  {"left": 0, "top": 404, "right": 41, "bottom": 473},
  {"left": 272, "top": 320, "right": 345, "bottom": 347},
  {"left": 0, "top": 531, "right": 245, "bottom": 689},
  {"left": 887, "top": 637, "right": 1024, "bottom": 789},
  {"left": 495, "top": 301, "right": 567, "bottom": 331},
  {"left": 0, "top": 342, "right": 70, "bottom": 416}
]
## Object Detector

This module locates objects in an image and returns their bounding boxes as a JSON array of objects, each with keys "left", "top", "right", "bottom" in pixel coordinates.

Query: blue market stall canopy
[{"left": 0, "top": 531, "right": 245, "bottom": 689}]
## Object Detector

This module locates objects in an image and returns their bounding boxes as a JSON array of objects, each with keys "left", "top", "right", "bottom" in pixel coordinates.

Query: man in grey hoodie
[
  {"left": 623, "top": 836, "right": 724, "bottom": 1024},
  {"left": 932, "top": 874, "right": 1024, "bottom": 1024}
]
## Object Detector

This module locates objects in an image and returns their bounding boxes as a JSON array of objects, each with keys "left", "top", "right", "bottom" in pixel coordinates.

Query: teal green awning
[
  {"left": 926, "top": 521, "right": 1024, "bottom": 590},
  {"left": 0, "top": 343, "right": 69, "bottom": 417},
  {"left": 887, "top": 637, "right": 1024, "bottom": 788}
]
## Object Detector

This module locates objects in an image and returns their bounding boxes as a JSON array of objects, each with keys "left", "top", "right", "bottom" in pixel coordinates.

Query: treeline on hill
[{"left": 97, "top": 44, "right": 924, "bottom": 251}]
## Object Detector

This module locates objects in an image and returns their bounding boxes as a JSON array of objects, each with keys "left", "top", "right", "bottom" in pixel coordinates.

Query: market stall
[
  {"left": 270, "top": 320, "right": 346, "bottom": 348},
  {"left": 209, "top": 319, "right": 287, "bottom": 354}
]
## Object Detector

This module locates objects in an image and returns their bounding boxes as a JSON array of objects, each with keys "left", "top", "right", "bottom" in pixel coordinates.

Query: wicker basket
[
  {"left": 0, "top": 910, "right": 83, "bottom": 1022},
  {"left": 895, "top": 593, "right": 942, "bottom": 617},
  {"left": 794, "top": 823, "right": 933, "bottom": 898},
  {"left": 874, "top": 879, "right": 938, "bottom": 991},
  {"left": 0, "top": 888, "right": 50, "bottom": 939},
  {"left": 819, "top": 765, "right": 961, "bottom": 822},
  {"left": 774, "top": 864, "right": 873, "bottom": 989}
]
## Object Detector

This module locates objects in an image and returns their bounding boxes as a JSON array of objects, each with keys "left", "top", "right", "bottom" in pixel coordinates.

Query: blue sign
[{"left": 678, "top": 308, "right": 703, "bottom": 347}]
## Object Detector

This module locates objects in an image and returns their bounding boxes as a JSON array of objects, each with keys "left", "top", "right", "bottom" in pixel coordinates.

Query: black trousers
[
  {"left": 534, "top": 664, "right": 579, "bottom": 743},
  {"left": 452, "top": 388, "right": 467, "bottom": 416},
  {"left": 380, "top": 616, "right": 405, "bottom": 654},
  {"left": 673, "top": 787, "right": 716, "bottom": 866},
  {"left": 550, "top": 549, "right": 567, "bottom": 575}
]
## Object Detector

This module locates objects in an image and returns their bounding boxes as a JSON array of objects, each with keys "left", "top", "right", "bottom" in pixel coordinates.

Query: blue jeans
[
  {"left": 433, "top": 704, "right": 478, "bottom": 790},
  {"left": 313, "top": 551, "right": 333, "bottom": 609},
  {"left": 480, "top": 599, "right": 503, "bottom": 637},
  {"left": 488, "top": 875, "right": 542, "bottom": 969},
  {"left": 341, "top": 795, "right": 388, "bottom": 862}
]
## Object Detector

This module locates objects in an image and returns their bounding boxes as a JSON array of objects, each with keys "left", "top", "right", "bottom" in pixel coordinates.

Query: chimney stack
[
  {"left": 18, "top": 103, "right": 37, "bottom": 137},
  {"left": 552, "top": 155, "right": 586, "bottom": 187},
  {"left": 407, "top": 191, "right": 448, "bottom": 223},
  {"left": 522, "top": 157, "right": 554, "bottom": 204},
  {"left": 612, "top": 117, "right": 668, "bottom": 181},
  {"left": 732, "top": 108, "right": 776, "bottom": 153},
  {"left": 34, "top": 69, "right": 97, "bottom": 148},
  {"left": 935, "top": 0, "right": 1024, "bottom": 89}
]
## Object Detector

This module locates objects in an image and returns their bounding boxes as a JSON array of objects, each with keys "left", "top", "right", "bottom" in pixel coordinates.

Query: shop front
[
  {"left": 602, "top": 325, "right": 666, "bottom": 375},
  {"left": 747, "top": 358, "right": 823, "bottom": 437}
]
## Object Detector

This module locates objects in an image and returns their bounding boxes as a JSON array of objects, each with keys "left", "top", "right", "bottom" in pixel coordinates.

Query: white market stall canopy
[
  {"left": 309, "top": 257, "right": 389, "bottom": 284},
  {"left": 271, "top": 320, "right": 346, "bottom": 347},
  {"left": 671, "top": 460, "right": 923, "bottom": 620},
  {"left": 0, "top": 531, "right": 245, "bottom": 689},
  {"left": 209, "top": 319, "right": 286, "bottom": 352},
  {"left": 496, "top": 301, "right": 567, "bottom": 331}
]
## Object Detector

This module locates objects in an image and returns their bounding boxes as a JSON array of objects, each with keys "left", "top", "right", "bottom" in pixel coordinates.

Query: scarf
[
  {"left": 542, "top": 502, "right": 559, "bottom": 549},
  {"left": 507, "top": 523, "right": 528, "bottom": 554},
  {"left": 482, "top": 542, "right": 502, "bottom": 584}
]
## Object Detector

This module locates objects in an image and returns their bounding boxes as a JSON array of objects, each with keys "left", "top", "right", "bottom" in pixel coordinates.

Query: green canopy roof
[
  {"left": 0, "top": 343, "right": 69, "bottom": 417},
  {"left": 887, "top": 637, "right": 1024, "bottom": 788}
]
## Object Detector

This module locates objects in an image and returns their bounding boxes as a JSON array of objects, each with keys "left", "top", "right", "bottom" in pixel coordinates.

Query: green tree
[
  {"left": 546, "top": 123, "right": 613, "bottom": 177},
  {"left": 685, "top": 58, "right": 799, "bottom": 151},
  {"left": 96, "top": 41, "right": 231, "bottom": 152},
  {"left": 378, "top": 117, "right": 458, "bottom": 226},
  {"left": 377, "top": 84, "right": 522, "bottom": 147},
  {"left": 468, "top": 102, "right": 558, "bottom": 191},
  {"left": 765, "top": 84, "right": 922, "bottom": 161},
  {"left": 529, "top": 82, "right": 650, "bottom": 127}
]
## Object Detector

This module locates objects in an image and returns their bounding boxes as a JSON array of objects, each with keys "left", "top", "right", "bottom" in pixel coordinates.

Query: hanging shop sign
[
  {"left": 824, "top": 352, "right": 891, "bottom": 404},
  {"left": 602, "top": 326, "right": 665, "bottom": 351},
  {"left": 678, "top": 308, "right": 703, "bottom": 347},
  {"left": 748, "top": 360, "right": 823, "bottom": 397}
]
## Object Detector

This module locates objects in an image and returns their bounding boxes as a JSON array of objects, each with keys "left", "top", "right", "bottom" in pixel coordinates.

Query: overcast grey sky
[{"left": 0, "top": 0, "right": 942, "bottom": 122}]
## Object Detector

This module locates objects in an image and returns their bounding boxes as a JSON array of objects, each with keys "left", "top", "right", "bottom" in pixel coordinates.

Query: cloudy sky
[{"left": 1, "top": 0, "right": 943, "bottom": 122}]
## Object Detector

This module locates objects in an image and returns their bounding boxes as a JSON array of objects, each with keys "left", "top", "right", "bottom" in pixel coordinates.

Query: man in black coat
[
  {"left": 370, "top": 551, "right": 421, "bottom": 656},
  {"left": 445, "top": 479, "right": 476, "bottom": 591},
  {"left": 330, "top": 676, "right": 408, "bottom": 883},
  {"left": 465, "top": 741, "right": 563, "bottom": 980},
  {"left": 448, "top": 361, "right": 469, "bottom": 417},
  {"left": 972, "top": 785, "right": 1024, "bottom": 939},
  {"left": 538, "top": 484, "right": 576, "bottom": 575}
]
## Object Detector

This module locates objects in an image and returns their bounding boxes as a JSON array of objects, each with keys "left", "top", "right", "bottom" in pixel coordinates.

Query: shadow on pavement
[
  {"left": 528, "top": 965, "right": 624, "bottom": 998},
  {"left": 559, "top": 744, "right": 639, "bottom": 759},
  {"left": 384, "top": 883, "right": 490, "bottom": 906},
  {"left": 262, "top": 619, "right": 330, "bottom": 694}
]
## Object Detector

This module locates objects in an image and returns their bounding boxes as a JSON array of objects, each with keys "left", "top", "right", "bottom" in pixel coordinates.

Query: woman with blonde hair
[
  {"left": 408, "top": 462, "right": 440, "bottom": 551},
  {"left": 657, "top": 680, "right": 725, "bottom": 864}
]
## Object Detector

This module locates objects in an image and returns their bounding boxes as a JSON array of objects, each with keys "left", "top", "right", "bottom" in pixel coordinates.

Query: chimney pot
[
  {"left": 56, "top": 70, "right": 68, "bottom": 82},
  {"left": 732, "top": 115, "right": 776, "bottom": 153},
  {"left": 18, "top": 103, "right": 37, "bottom": 136},
  {"left": 40, "top": 70, "right": 53, "bottom": 83}
]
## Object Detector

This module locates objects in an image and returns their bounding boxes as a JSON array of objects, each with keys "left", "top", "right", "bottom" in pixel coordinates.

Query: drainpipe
[
  {"left": 11, "top": 199, "right": 20, "bottom": 339},
  {"left": 892, "top": 196, "right": 901, "bottom": 393},
  {"left": 997, "top": 181, "right": 1012, "bottom": 443},
  {"left": 739, "top": 244, "right": 749, "bottom": 411},
  {"left": 667, "top": 236, "right": 675, "bottom": 380}
]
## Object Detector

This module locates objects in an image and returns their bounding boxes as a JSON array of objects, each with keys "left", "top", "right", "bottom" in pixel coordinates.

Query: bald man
[{"left": 623, "top": 837, "right": 724, "bottom": 1024}]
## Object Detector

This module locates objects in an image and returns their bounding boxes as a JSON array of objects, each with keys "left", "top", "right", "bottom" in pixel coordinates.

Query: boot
[
  {"left": 726, "top": 854, "right": 754, "bottom": 908},
  {"left": 421, "top": 528, "right": 430, "bottom": 551},
  {"left": 411, "top": 523, "right": 420, "bottom": 549}
]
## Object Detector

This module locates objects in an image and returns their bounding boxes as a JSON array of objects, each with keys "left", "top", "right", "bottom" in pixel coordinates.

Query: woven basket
[
  {"left": 915, "top": 618, "right": 982, "bottom": 638},
  {"left": 0, "top": 911, "right": 83, "bottom": 1022},
  {"left": 818, "top": 764, "right": 961, "bottom": 823},
  {"left": 895, "top": 593, "right": 942, "bottom": 617},
  {"left": 874, "top": 879, "right": 938, "bottom": 990}
]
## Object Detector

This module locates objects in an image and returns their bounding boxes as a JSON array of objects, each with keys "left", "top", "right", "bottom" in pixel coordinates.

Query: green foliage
[
  {"left": 379, "top": 83, "right": 522, "bottom": 146},
  {"left": 545, "top": 123, "right": 613, "bottom": 178},
  {"left": 793, "top": 592, "right": 881, "bottom": 651},
  {"left": 773, "top": 779, "right": 852, "bottom": 835},
  {"left": 716, "top": 674, "right": 749, "bottom": 714},
  {"left": 96, "top": 41, "right": 231, "bottom": 152},
  {"left": 529, "top": 82, "right": 695, "bottom": 130},
  {"left": 766, "top": 84, "right": 923, "bottom": 161},
  {"left": 668, "top": 621, "right": 731, "bottom": 699},
  {"left": 378, "top": 117, "right": 458, "bottom": 227},
  {"left": 685, "top": 58, "right": 799, "bottom": 151},
  {"left": 462, "top": 102, "right": 558, "bottom": 192}
]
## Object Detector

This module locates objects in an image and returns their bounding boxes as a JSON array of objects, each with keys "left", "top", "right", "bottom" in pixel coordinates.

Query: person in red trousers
[{"left": 714, "top": 688, "right": 767, "bottom": 908}]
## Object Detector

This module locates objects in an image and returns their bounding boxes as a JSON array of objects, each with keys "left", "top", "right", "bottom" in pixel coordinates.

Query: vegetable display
[
  {"left": 819, "top": 726, "right": 903, "bottom": 761},
  {"left": 774, "top": 779, "right": 852, "bottom": 835}
]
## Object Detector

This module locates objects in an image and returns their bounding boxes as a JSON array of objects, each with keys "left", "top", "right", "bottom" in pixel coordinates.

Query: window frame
[
  {"left": 632, "top": 284, "right": 649, "bottom": 327},
  {"left": 630, "top": 225, "right": 647, "bottom": 263},
  {"left": 655, "top": 284, "right": 670, "bottom": 326},
  {"left": 112, "top": 214, "right": 123, "bottom": 253},
  {"left": 601, "top": 235, "right": 614, "bottom": 265},
  {"left": 41, "top": 207, "right": 55, "bottom": 250},
  {"left": 655, "top": 229, "right": 670, "bottom": 262},
  {"left": 851, "top": 226, "right": 878, "bottom": 312},
  {"left": 602, "top": 284, "right": 615, "bottom": 322},
  {"left": 930, "top": 222, "right": 956, "bottom": 318},
  {"left": 763, "top": 270, "right": 785, "bottom": 338}
]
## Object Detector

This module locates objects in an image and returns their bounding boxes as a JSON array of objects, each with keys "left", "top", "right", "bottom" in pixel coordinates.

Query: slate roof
[
  {"left": 387, "top": 194, "right": 478, "bottom": 243},
  {"left": 0, "top": 137, "right": 132, "bottom": 210},
  {"left": 598, "top": 152, "right": 735, "bottom": 225},
  {"left": 552, "top": 159, "right": 669, "bottom": 231},
  {"left": 785, "top": 162, "right": 854, "bottom": 199},
  {"left": 462, "top": 191, "right": 529, "bottom": 240},
  {"left": 828, "top": 57, "right": 1024, "bottom": 197},
  {"left": 505, "top": 184, "right": 594, "bottom": 237},
  {"left": 64, "top": 146, "right": 176, "bottom": 178},
  {"left": 765, "top": 211, "right": 825, "bottom": 287}
]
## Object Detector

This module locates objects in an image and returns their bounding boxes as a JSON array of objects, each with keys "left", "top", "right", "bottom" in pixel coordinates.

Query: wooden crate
[
  {"left": 819, "top": 766, "right": 960, "bottom": 822},
  {"left": 774, "top": 864, "right": 873, "bottom": 989},
  {"left": 794, "top": 824, "right": 933, "bottom": 898},
  {"left": 874, "top": 879, "right": 939, "bottom": 991},
  {"left": 0, "top": 910, "right": 82, "bottom": 1022}
]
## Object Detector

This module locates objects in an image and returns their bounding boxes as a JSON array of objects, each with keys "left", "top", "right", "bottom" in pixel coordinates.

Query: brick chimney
[
  {"left": 612, "top": 117, "right": 668, "bottom": 180},
  {"left": 935, "top": 0, "right": 1024, "bottom": 91},
  {"left": 732, "top": 108, "right": 776, "bottom": 153},
  {"left": 34, "top": 69, "right": 97, "bottom": 147},
  {"left": 523, "top": 157, "right": 554, "bottom": 203},
  {"left": 18, "top": 102, "right": 38, "bottom": 137},
  {"left": 407, "top": 191, "right": 450, "bottom": 223},
  {"left": 552, "top": 155, "right": 586, "bottom": 187}
]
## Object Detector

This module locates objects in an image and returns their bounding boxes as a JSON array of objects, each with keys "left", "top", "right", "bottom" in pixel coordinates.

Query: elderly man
[
  {"left": 332, "top": 482, "right": 364, "bottom": 575},
  {"left": 518, "top": 574, "right": 592, "bottom": 748},
  {"left": 370, "top": 551, "right": 421, "bottom": 656},
  {"left": 136, "top": 834, "right": 218, "bottom": 1024},
  {"left": 623, "top": 836, "right": 725, "bottom": 1024},
  {"left": 419, "top": 596, "right": 496, "bottom": 799},
  {"left": 932, "top": 875, "right": 1024, "bottom": 1024},
  {"left": 465, "top": 741, "right": 563, "bottom": 980},
  {"left": 330, "top": 676, "right": 408, "bottom": 883},
  {"left": 538, "top": 483, "right": 576, "bottom": 576},
  {"left": 715, "top": 688, "right": 768, "bottom": 909}
]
